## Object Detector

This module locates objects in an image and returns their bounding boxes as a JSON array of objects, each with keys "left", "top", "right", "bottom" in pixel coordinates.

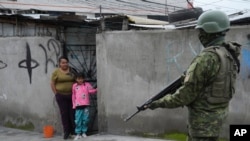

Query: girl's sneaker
[
  {"left": 82, "top": 133, "right": 87, "bottom": 138},
  {"left": 73, "top": 134, "right": 82, "bottom": 140}
]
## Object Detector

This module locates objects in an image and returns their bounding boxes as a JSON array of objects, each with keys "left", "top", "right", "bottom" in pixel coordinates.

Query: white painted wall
[{"left": 0, "top": 36, "right": 63, "bottom": 132}]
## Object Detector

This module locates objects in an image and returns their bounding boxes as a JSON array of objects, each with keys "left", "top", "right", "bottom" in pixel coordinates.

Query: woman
[{"left": 51, "top": 56, "right": 76, "bottom": 139}]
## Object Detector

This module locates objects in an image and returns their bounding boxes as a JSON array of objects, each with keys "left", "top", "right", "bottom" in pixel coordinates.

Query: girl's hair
[
  {"left": 58, "top": 56, "right": 69, "bottom": 63},
  {"left": 75, "top": 73, "right": 84, "bottom": 79}
]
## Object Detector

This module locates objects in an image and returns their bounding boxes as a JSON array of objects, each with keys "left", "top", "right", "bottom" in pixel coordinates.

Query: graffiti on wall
[
  {"left": 18, "top": 43, "right": 40, "bottom": 84},
  {"left": 39, "top": 39, "right": 61, "bottom": 73},
  {"left": 165, "top": 42, "right": 184, "bottom": 74},
  {"left": 0, "top": 60, "right": 7, "bottom": 69},
  {"left": 165, "top": 34, "right": 250, "bottom": 82},
  {"left": 1, "top": 38, "right": 61, "bottom": 84},
  {"left": 165, "top": 41, "right": 203, "bottom": 82}
]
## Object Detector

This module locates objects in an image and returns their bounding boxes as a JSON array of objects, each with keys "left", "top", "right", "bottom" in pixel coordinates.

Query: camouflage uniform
[
  {"left": 149, "top": 40, "right": 241, "bottom": 141},
  {"left": 148, "top": 10, "right": 241, "bottom": 141}
]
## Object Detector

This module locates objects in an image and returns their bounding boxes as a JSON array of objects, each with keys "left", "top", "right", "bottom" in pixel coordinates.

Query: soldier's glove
[
  {"left": 137, "top": 102, "right": 157, "bottom": 111},
  {"left": 137, "top": 101, "right": 159, "bottom": 111},
  {"left": 147, "top": 102, "right": 158, "bottom": 110},
  {"left": 137, "top": 105, "right": 147, "bottom": 111}
]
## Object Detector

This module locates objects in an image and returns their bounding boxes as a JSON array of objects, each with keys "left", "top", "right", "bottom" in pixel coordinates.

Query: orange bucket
[{"left": 43, "top": 125, "right": 54, "bottom": 138}]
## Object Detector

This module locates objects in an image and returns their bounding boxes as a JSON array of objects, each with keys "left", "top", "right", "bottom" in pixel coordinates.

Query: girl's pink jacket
[{"left": 72, "top": 82, "right": 97, "bottom": 109}]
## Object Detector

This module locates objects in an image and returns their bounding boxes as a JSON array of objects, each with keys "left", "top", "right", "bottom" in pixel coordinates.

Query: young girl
[{"left": 72, "top": 73, "right": 97, "bottom": 140}]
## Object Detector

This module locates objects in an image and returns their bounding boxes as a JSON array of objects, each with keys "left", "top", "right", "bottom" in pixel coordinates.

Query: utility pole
[
  {"left": 99, "top": 5, "right": 105, "bottom": 31},
  {"left": 99, "top": 5, "right": 103, "bottom": 18},
  {"left": 165, "top": 0, "right": 168, "bottom": 15}
]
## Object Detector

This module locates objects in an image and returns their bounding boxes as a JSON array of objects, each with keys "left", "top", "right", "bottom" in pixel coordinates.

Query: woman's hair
[{"left": 58, "top": 56, "right": 69, "bottom": 63}]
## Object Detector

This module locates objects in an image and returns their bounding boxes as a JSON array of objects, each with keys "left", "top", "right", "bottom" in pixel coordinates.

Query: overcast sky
[{"left": 193, "top": 0, "right": 250, "bottom": 14}]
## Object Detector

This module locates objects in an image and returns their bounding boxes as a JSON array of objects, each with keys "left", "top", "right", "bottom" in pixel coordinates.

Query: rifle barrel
[
  {"left": 124, "top": 75, "right": 183, "bottom": 122},
  {"left": 124, "top": 110, "right": 140, "bottom": 122}
]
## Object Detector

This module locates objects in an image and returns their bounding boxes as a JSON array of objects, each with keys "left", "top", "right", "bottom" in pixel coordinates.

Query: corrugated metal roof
[
  {"left": 126, "top": 15, "right": 168, "bottom": 25},
  {"left": 129, "top": 23, "right": 175, "bottom": 30},
  {"left": 229, "top": 10, "right": 250, "bottom": 22},
  {"left": 129, "top": 10, "right": 250, "bottom": 29},
  {"left": 0, "top": 1, "right": 97, "bottom": 13},
  {"left": 0, "top": 0, "right": 187, "bottom": 15}
]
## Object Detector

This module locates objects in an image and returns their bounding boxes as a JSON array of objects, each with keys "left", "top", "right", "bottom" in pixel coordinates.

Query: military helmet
[{"left": 195, "top": 10, "right": 230, "bottom": 33}]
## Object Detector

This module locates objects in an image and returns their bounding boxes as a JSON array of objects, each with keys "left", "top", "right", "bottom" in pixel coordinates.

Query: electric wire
[
  {"left": 57, "top": 0, "right": 186, "bottom": 15},
  {"left": 194, "top": 0, "right": 250, "bottom": 13},
  {"left": 83, "top": 0, "right": 169, "bottom": 14}
]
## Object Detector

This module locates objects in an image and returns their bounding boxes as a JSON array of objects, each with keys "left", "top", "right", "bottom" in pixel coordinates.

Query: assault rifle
[{"left": 124, "top": 75, "right": 183, "bottom": 122}]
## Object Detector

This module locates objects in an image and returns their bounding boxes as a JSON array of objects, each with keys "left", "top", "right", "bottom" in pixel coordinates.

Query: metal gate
[{"left": 66, "top": 44, "right": 98, "bottom": 134}]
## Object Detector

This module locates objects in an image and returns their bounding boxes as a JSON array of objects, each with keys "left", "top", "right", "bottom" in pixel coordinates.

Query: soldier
[{"left": 146, "top": 10, "right": 241, "bottom": 141}]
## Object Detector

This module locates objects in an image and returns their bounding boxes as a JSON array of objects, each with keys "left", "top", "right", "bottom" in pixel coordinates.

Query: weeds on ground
[
  {"left": 130, "top": 131, "right": 228, "bottom": 141},
  {"left": 161, "top": 132, "right": 228, "bottom": 141}
]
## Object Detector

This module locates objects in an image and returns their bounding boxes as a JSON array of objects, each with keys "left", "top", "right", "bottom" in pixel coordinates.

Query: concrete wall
[
  {"left": 0, "top": 37, "right": 63, "bottom": 132},
  {"left": 0, "top": 24, "right": 249, "bottom": 139},
  {"left": 0, "top": 19, "right": 98, "bottom": 134},
  {"left": 96, "top": 26, "right": 250, "bottom": 139}
]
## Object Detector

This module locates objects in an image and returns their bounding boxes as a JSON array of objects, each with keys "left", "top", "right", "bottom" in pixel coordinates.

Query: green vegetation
[
  {"left": 161, "top": 132, "right": 187, "bottom": 141},
  {"left": 161, "top": 132, "right": 228, "bottom": 141},
  {"left": 4, "top": 120, "right": 34, "bottom": 131},
  {"left": 130, "top": 131, "right": 228, "bottom": 141}
]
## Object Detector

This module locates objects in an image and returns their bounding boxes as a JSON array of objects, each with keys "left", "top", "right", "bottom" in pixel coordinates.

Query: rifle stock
[{"left": 124, "top": 75, "right": 183, "bottom": 122}]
